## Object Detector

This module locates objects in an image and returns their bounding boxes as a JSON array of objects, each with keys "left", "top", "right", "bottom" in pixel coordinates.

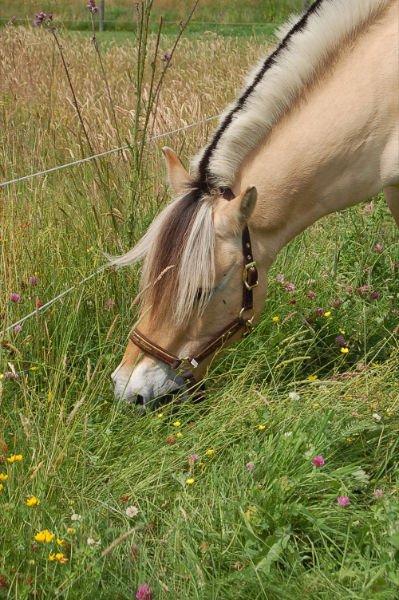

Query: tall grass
[{"left": 0, "top": 11, "right": 398, "bottom": 600}]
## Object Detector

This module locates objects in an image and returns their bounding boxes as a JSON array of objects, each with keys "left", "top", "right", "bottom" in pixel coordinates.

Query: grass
[{"left": 0, "top": 19, "right": 399, "bottom": 600}]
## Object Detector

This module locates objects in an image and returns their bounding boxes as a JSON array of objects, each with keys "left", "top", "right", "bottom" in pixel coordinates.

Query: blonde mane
[{"left": 111, "top": 0, "right": 392, "bottom": 323}]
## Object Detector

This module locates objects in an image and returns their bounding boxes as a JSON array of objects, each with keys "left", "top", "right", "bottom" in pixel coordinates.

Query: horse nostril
[{"left": 135, "top": 394, "right": 145, "bottom": 406}]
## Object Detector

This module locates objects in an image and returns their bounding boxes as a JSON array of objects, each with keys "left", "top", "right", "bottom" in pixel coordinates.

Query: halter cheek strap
[{"left": 129, "top": 188, "right": 259, "bottom": 384}]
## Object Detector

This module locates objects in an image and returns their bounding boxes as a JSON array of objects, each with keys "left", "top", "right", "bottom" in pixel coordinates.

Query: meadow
[{"left": 0, "top": 7, "right": 398, "bottom": 600}]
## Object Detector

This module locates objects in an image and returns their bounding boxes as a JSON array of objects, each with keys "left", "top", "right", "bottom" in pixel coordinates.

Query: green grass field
[{"left": 0, "top": 11, "right": 398, "bottom": 600}]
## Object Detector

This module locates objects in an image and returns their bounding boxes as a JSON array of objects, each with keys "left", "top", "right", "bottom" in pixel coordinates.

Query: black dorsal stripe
[{"left": 197, "top": 0, "right": 325, "bottom": 187}]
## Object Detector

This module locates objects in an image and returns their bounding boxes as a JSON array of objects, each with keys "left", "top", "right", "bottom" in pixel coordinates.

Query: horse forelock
[{"left": 140, "top": 185, "right": 216, "bottom": 326}]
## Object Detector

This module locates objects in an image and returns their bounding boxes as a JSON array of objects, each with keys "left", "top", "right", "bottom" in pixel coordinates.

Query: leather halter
[{"left": 129, "top": 187, "right": 259, "bottom": 384}]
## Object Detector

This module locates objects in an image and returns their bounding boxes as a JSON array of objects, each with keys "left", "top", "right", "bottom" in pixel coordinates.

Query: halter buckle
[
  {"left": 182, "top": 357, "right": 199, "bottom": 369},
  {"left": 243, "top": 261, "right": 259, "bottom": 290},
  {"left": 239, "top": 307, "right": 255, "bottom": 329}
]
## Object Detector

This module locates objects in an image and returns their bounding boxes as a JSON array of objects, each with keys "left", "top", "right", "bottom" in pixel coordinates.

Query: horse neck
[{"left": 237, "top": 0, "right": 396, "bottom": 268}]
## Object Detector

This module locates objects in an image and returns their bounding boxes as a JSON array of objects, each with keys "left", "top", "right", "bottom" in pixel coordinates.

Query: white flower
[
  {"left": 71, "top": 513, "right": 82, "bottom": 521},
  {"left": 288, "top": 392, "right": 300, "bottom": 401},
  {"left": 372, "top": 413, "right": 382, "bottom": 422},
  {"left": 125, "top": 505, "right": 139, "bottom": 518},
  {"left": 284, "top": 431, "right": 293, "bottom": 437},
  {"left": 87, "top": 537, "right": 100, "bottom": 547}
]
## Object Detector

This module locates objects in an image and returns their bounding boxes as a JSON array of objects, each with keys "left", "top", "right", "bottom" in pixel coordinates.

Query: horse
[{"left": 111, "top": 0, "right": 398, "bottom": 406}]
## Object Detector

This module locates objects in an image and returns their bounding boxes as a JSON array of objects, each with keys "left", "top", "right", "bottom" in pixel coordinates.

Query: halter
[{"left": 129, "top": 187, "right": 259, "bottom": 386}]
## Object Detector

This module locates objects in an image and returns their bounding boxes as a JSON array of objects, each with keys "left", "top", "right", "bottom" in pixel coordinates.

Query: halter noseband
[{"left": 129, "top": 187, "right": 259, "bottom": 385}]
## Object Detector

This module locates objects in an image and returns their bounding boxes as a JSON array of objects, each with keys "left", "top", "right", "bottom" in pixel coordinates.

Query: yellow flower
[
  {"left": 244, "top": 505, "right": 258, "bottom": 520},
  {"left": 272, "top": 315, "right": 280, "bottom": 323},
  {"left": 257, "top": 424, "right": 266, "bottom": 431},
  {"left": 156, "top": 412, "right": 164, "bottom": 419},
  {"left": 66, "top": 527, "right": 76, "bottom": 535},
  {"left": 34, "top": 529, "right": 55, "bottom": 543},
  {"left": 341, "top": 347, "right": 349, "bottom": 354},
  {"left": 56, "top": 538, "right": 65, "bottom": 547},
  {"left": 25, "top": 495, "right": 40, "bottom": 507},
  {"left": 176, "top": 432, "right": 183, "bottom": 439},
  {"left": 48, "top": 552, "right": 67, "bottom": 564},
  {"left": 339, "top": 329, "right": 346, "bottom": 335},
  {"left": 307, "top": 375, "right": 318, "bottom": 382},
  {"left": 0, "top": 473, "right": 8, "bottom": 481},
  {"left": 186, "top": 478, "right": 195, "bottom": 485},
  {"left": 205, "top": 448, "right": 215, "bottom": 457},
  {"left": 7, "top": 454, "right": 23, "bottom": 463},
  {"left": 0, "top": 483, "right": 3, "bottom": 493},
  {"left": 173, "top": 420, "right": 181, "bottom": 428},
  {"left": 323, "top": 311, "right": 332, "bottom": 318}
]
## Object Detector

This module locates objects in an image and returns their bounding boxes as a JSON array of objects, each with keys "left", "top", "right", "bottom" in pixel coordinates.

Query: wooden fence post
[{"left": 99, "top": 0, "right": 105, "bottom": 31}]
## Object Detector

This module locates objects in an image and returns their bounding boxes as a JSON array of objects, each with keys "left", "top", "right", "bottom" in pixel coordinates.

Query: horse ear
[
  {"left": 162, "top": 147, "right": 193, "bottom": 195},
  {"left": 226, "top": 186, "right": 258, "bottom": 223}
]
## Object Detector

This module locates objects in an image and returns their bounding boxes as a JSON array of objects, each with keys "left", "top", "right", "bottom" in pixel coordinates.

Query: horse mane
[{"left": 111, "top": 0, "right": 391, "bottom": 324}]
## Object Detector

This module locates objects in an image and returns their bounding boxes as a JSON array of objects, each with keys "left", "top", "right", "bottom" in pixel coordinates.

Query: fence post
[{"left": 99, "top": 0, "right": 105, "bottom": 31}]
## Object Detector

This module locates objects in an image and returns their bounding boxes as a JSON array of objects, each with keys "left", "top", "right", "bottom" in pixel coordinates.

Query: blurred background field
[{"left": 0, "top": 2, "right": 398, "bottom": 598}]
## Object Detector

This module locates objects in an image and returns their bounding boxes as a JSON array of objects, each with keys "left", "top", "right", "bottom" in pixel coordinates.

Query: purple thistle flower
[
  {"left": 246, "top": 462, "right": 255, "bottom": 472},
  {"left": 311, "top": 455, "right": 325, "bottom": 468},
  {"left": 357, "top": 284, "right": 371, "bottom": 296},
  {"left": 370, "top": 291, "right": 381, "bottom": 301},
  {"left": 337, "top": 495, "right": 350, "bottom": 507},
  {"left": 335, "top": 334, "right": 348, "bottom": 348},
  {"left": 188, "top": 453, "right": 199, "bottom": 465},
  {"left": 284, "top": 282, "right": 296, "bottom": 293},
  {"left": 105, "top": 298, "right": 115, "bottom": 310},
  {"left": 307, "top": 290, "right": 316, "bottom": 300},
  {"left": 87, "top": 0, "right": 98, "bottom": 14},
  {"left": 136, "top": 583, "right": 152, "bottom": 600},
  {"left": 10, "top": 292, "right": 21, "bottom": 303},
  {"left": 162, "top": 51, "right": 172, "bottom": 63},
  {"left": 13, "top": 324, "right": 22, "bottom": 333},
  {"left": 33, "top": 11, "right": 53, "bottom": 27},
  {"left": 28, "top": 275, "right": 38, "bottom": 286},
  {"left": 315, "top": 307, "right": 324, "bottom": 317},
  {"left": 331, "top": 298, "right": 343, "bottom": 308},
  {"left": 275, "top": 273, "right": 285, "bottom": 284},
  {"left": 373, "top": 488, "right": 384, "bottom": 499},
  {"left": 373, "top": 243, "right": 384, "bottom": 254}
]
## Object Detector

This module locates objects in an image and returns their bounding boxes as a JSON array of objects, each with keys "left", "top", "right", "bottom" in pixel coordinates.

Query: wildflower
[
  {"left": 7, "top": 454, "right": 23, "bottom": 463},
  {"left": 87, "top": 537, "right": 101, "bottom": 547},
  {"left": 34, "top": 529, "right": 55, "bottom": 543},
  {"left": 372, "top": 413, "right": 382, "bottom": 422},
  {"left": 312, "top": 455, "right": 325, "bottom": 468},
  {"left": 56, "top": 538, "right": 65, "bottom": 547},
  {"left": 340, "top": 347, "right": 349, "bottom": 354},
  {"left": 0, "top": 473, "right": 8, "bottom": 481},
  {"left": 35, "top": 298, "right": 43, "bottom": 309},
  {"left": 205, "top": 448, "right": 215, "bottom": 457},
  {"left": 284, "top": 282, "right": 296, "bottom": 293},
  {"left": 156, "top": 412, "right": 164, "bottom": 419},
  {"left": 10, "top": 293, "right": 21, "bottom": 303},
  {"left": 176, "top": 432, "right": 183, "bottom": 439},
  {"left": 136, "top": 583, "right": 152, "bottom": 600},
  {"left": 288, "top": 391, "right": 300, "bottom": 401},
  {"left": 28, "top": 276, "right": 38, "bottom": 286},
  {"left": 337, "top": 495, "right": 350, "bottom": 507},
  {"left": 33, "top": 11, "right": 53, "bottom": 27},
  {"left": 104, "top": 298, "right": 115, "bottom": 310},
  {"left": 246, "top": 462, "right": 255, "bottom": 472},
  {"left": 257, "top": 424, "right": 266, "bottom": 431},
  {"left": 244, "top": 505, "right": 257, "bottom": 520},
  {"left": 307, "top": 290, "right": 316, "bottom": 300},
  {"left": 315, "top": 307, "right": 324, "bottom": 317},
  {"left": 370, "top": 291, "right": 381, "bottom": 301},
  {"left": 323, "top": 311, "right": 332, "bottom": 318},
  {"left": 373, "top": 489, "right": 384, "bottom": 499},
  {"left": 275, "top": 273, "right": 285, "bottom": 283},
  {"left": 66, "top": 527, "right": 76, "bottom": 535},
  {"left": 25, "top": 495, "right": 40, "bottom": 507},
  {"left": 331, "top": 298, "right": 343, "bottom": 308},
  {"left": 272, "top": 315, "right": 280, "bottom": 323},
  {"left": 373, "top": 242, "right": 384, "bottom": 254},
  {"left": 357, "top": 284, "right": 371, "bottom": 296},
  {"left": 173, "top": 420, "right": 181, "bottom": 428},
  {"left": 161, "top": 51, "right": 171, "bottom": 63},
  {"left": 87, "top": 0, "right": 98, "bottom": 14},
  {"left": 0, "top": 484, "right": 3, "bottom": 493},
  {"left": 307, "top": 375, "right": 318, "bottom": 382},
  {"left": 125, "top": 505, "right": 139, "bottom": 518},
  {"left": 186, "top": 477, "right": 195, "bottom": 485},
  {"left": 48, "top": 552, "right": 67, "bottom": 564},
  {"left": 166, "top": 435, "right": 176, "bottom": 445},
  {"left": 71, "top": 513, "right": 82, "bottom": 521},
  {"left": 188, "top": 453, "right": 200, "bottom": 465},
  {"left": 13, "top": 324, "right": 22, "bottom": 333},
  {"left": 335, "top": 334, "right": 348, "bottom": 348}
]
